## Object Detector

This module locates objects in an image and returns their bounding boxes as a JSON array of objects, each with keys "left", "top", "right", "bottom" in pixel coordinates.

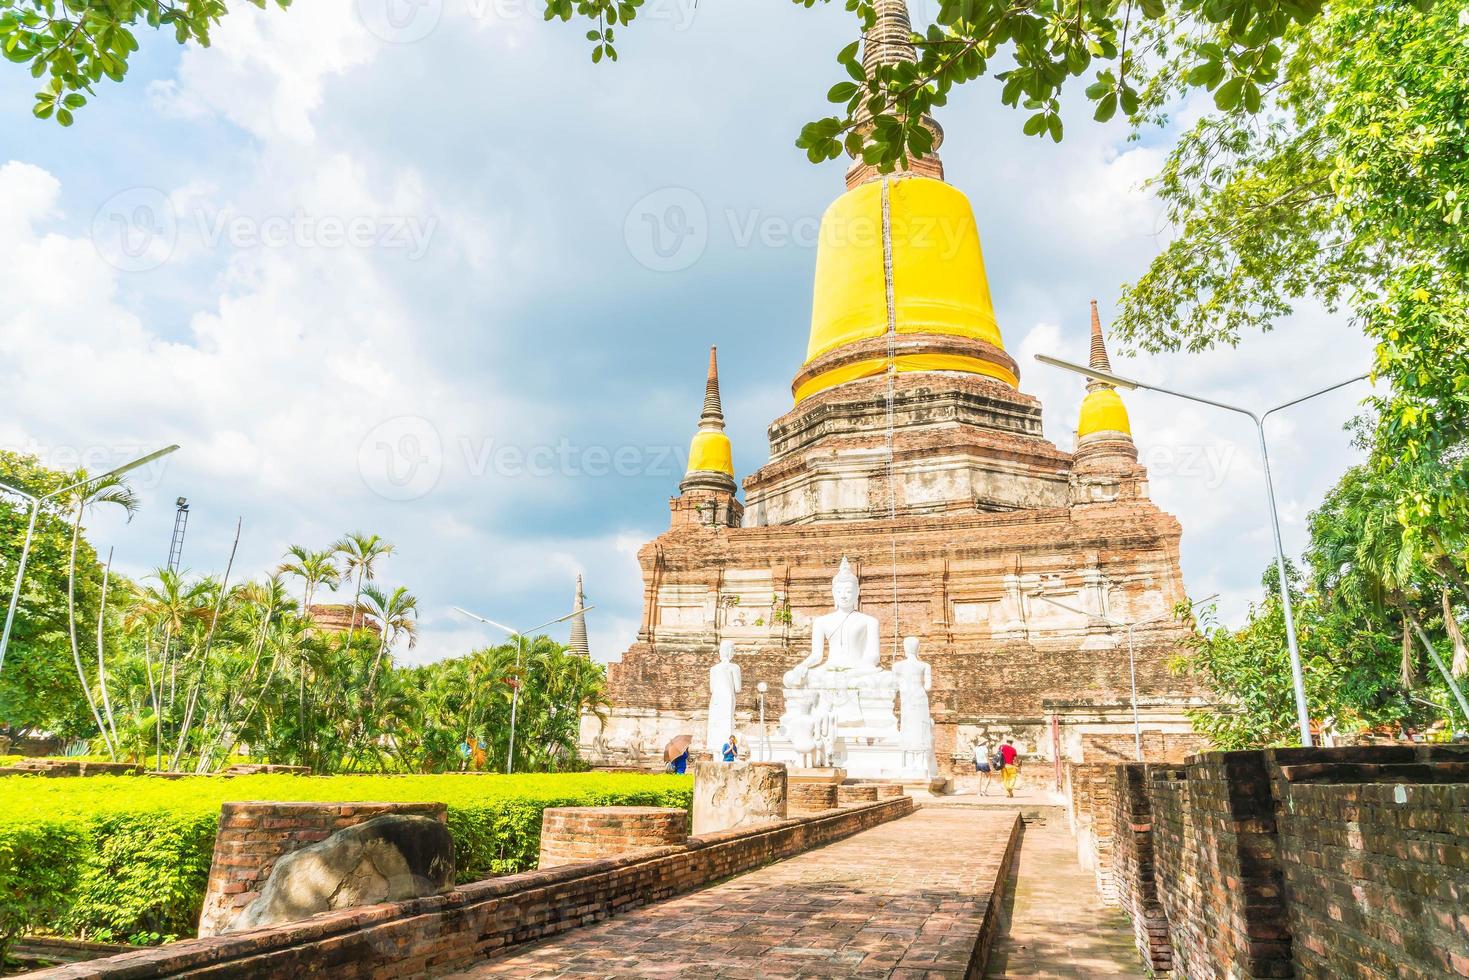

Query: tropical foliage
[
  {"left": 1176, "top": 462, "right": 1469, "bottom": 748},
  {"left": 0, "top": 453, "right": 610, "bottom": 777},
  {"left": 0, "top": 772, "right": 691, "bottom": 953},
  {"left": 1115, "top": 0, "right": 1469, "bottom": 593}
]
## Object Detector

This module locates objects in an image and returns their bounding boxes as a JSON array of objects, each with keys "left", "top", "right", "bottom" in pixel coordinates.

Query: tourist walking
[
  {"left": 1000, "top": 737, "right": 1021, "bottom": 797},
  {"left": 972, "top": 739, "right": 993, "bottom": 795}
]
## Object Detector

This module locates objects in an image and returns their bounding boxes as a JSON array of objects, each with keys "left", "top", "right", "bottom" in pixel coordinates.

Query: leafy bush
[{"left": 1, "top": 772, "right": 691, "bottom": 946}]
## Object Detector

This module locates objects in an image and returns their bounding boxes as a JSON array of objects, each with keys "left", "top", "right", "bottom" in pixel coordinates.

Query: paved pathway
[
  {"left": 447, "top": 808, "right": 1018, "bottom": 979},
  {"left": 984, "top": 814, "right": 1143, "bottom": 978}
]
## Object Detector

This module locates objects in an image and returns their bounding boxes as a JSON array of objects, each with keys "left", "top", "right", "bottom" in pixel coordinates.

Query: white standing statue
[
  {"left": 706, "top": 639, "right": 742, "bottom": 754},
  {"left": 892, "top": 636, "right": 934, "bottom": 772}
]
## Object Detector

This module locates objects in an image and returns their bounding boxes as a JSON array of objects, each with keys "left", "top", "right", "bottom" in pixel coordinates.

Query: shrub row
[{"left": 0, "top": 772, "right": 691, "bottom": 950}]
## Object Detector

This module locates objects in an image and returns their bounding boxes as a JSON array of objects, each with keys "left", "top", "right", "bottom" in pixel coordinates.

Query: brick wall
[
  {"left": 36, "top": 796, "right": 914, "bottom": 979},
  {"left": 537, "top": 807, "right": 689, "bottom": 869},
  {"left": 1080, "top": 732, "right": 1209, "bottom": 764},
  {"left": 197, "top": 801, "right": 447, "bottom": 938},
  {"left": 1268, "top": 746, "right": 1469, "bottom": 979},
  {"left": 788, "top": 782, "right": 838, "bottom": 814},
  {"left": 1111, "top": 763, "right": 1179, "bottom": 974},
  {"left": 1063, "top": 762, "right": 1119, "bottom": 905},
  {"left": 1107, "top": 745, "right": 1469, "bottom": 979},
  {"left": 1148, "top": 751, "right": 1294, "bottom": 978}
]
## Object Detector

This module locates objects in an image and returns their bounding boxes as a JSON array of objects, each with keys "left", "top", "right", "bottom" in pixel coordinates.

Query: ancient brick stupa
[{"left": 584, "top": 0, "right": 1206, "bottom": 775}]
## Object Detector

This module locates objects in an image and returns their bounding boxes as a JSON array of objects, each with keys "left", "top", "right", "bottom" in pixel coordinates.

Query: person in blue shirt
[
  {"left": 672, "top": 749, "right": 689, "bottom": 774},
  {"left": 720, "top": 734, "right": 740, "bottom": 762}
]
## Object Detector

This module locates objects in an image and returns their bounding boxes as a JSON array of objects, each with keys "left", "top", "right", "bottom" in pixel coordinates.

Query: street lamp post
[
  {"left": 1029, "top": 591, "right": 1218, "bottom": 760},
  {"left": 452, "top": 604, "right": 594, "bottom": 773},
  {"left": 755, "top": 681, "right": 769, "bottom": 762},
  {"left": 1036, "top": 352, "right": 1367, "bottom": 748},
  {"left": 0, "top": 445, "right": 180, "bottom": 675}
]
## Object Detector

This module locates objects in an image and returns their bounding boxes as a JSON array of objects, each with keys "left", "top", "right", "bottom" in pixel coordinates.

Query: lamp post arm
[{"left": 1261, "top": 374, "right": 1369, "bottom": 422}]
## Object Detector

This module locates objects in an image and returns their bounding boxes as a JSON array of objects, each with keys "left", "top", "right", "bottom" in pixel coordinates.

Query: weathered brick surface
[
  {"left": 1081, "top": 731, "right": 1209, "bottom": 763},
  {"left": 1266, "top": 745, "right": 1469, "bottom": 980},
  {"left": 452, "top": 808, "right": 1023, "bottom": 978},
  {"left": 787, "top": 781, "right": 839, "bottom": 814},
  {"left": 837, "top": 783, "right": 879, "bottom": 804},
  {"left": 537, "top": 806, "right": 688, "bottom": 869},
  {"left": 1124, "top": 745, "right": 1469, "bottom": 980},
  {"left": 33, "top": 797, "right": 915, "bottom": 979},
  {"left": 1111, "top": 762, "right": 1177, "bottom": 973},
  {"left": 1148, "top": 751, "right": 1293, "bottom": 978},
  {"left": 197, "top": 801, "right": 447, "bottom": 938},
  {"left": 1064, "top": 762, "right": 1120, "bottom": 905}
]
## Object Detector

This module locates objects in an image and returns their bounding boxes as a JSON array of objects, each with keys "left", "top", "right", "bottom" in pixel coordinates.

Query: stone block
[
  {"left": 837, "top": 784, "right": 878, "bottom": 804},
  {"left": 538, "top": 806, "right": 690, "bottom": 868},
  {"left": 788, "top": 782, "right": 839, "bottom": 814},
  {"left": 231, "top": 814, "right": 454, "bottom": 934},
  {"left": 692, "top": 761, "right": 787, "bottom": 835}
]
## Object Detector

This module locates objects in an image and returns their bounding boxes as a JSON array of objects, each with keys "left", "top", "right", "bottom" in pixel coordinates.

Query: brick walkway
[
  {"left": 446, "top": 808, "right": 1019, "bottom": 978},
  {"left": 984, "top": 814, "right": 1143, "bottom": 978}
]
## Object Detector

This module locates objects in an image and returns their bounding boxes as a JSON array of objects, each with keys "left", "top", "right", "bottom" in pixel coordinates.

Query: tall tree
[
  {"left": 0, "top": 452, "right": 104, "bottom": 740},
  {"left": 332, "top": 533, "right": 394, "bottom": 645},
  {"left": 1114, "top": 0, "right": 1469, "bottom": 586}
]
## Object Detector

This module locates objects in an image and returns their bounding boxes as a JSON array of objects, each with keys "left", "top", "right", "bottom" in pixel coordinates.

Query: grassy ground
[{"left": 1, "top": 771, "right": 692, "bottom": 947}]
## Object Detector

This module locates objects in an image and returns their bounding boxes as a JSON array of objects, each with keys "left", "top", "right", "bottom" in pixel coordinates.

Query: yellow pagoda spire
[
  {"left": 793, "top": 0, "right": 1017, "bottom": 406},
  {"left": 1076, "top": 300, "right": 1133, "bottom": 441},
  {"left": 681, "top": 346, "right": 736, "bottom": 494}
]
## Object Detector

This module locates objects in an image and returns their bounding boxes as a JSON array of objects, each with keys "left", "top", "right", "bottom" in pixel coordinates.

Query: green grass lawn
[{"left": 0, "top": 771, "right": 691, "bottom": 949}]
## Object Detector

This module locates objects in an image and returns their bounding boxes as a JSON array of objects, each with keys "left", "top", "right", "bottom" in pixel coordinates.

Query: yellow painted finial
[
  {"left": 682, "top": 346, "right": 736, "bottom": 491},
  {"left": 1077, "top": 301, "right": 1132, "bottom": 440}
]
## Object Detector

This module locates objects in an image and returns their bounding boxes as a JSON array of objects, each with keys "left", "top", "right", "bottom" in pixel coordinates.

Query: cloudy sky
[{"left": 0, "top": 0, "right": 1374, "bottom": 665}]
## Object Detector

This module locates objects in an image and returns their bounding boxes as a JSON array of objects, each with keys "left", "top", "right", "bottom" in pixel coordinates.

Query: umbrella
[{"left": 664, "top": 734, "right": 693, "bottom": 762}]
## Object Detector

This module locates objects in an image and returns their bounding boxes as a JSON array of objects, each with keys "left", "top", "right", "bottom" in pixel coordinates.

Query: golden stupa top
[
  {"left": 683, "top": 346, "right": 735, "bottom": 482},
  {"left": 1076, "top": 300, "right": 1133, "bottom": 439},
  {"left": 795, "top": 0, "right": 1014, "bottom": 404}
]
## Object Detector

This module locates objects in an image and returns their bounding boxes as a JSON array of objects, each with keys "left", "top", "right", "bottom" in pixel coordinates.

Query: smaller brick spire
[
  {"left": 700, "top": 346, "right": 726, "bottom": 430},
  {"left": 845, "top": 0, "right": 944, "bottom": 189},
  {"left": 1089, "top": 300, "right": 1112, "bottom": 372},
  {"left": 568, "top": 574, "right": 590, "bottom": 658}
]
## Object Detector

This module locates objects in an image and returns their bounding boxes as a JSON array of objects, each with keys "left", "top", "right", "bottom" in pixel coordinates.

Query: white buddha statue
[{"left": 783, "top": 557, "right": 886, "bottom": 691}]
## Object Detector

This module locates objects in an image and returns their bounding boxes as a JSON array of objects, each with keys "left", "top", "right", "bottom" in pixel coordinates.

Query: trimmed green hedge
[{"left": 0, "top": 772, "right": 691, "bottom": 949}]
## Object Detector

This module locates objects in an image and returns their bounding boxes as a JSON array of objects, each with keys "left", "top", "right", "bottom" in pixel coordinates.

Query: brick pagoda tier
[{"left": 582, "top": 0, "right": 1208, "bottom": 775}]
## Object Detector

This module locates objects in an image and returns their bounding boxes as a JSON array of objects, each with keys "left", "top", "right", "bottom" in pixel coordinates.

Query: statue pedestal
[
  {"left": 764, "top": 733, "right": 932, "bottom": 780},
  {"left": 789, "top": 767, "right": 845, "bottom": 784}
]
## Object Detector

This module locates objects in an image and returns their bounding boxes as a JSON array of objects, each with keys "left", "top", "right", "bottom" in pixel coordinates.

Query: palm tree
[
  {"left": 277, "top": 546, "right": 341, "bottom": 622},
  {"left": 125, "top": 569, "right": 210, "bottom": 768},
  {"left": 332, "top": 533, "right": 395, "bottom": 643},
  {"left": 360, "top": 583, "right": 418, "bottom": 693},
  {"left": 200, "top": 576, "right": 296, "bottom": 770},
  {"left": 59, "top": 468, "right": 139, "bottom": 760},
  {"left": 277, "top": 545, "right": 341, "bottom": 739}
]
